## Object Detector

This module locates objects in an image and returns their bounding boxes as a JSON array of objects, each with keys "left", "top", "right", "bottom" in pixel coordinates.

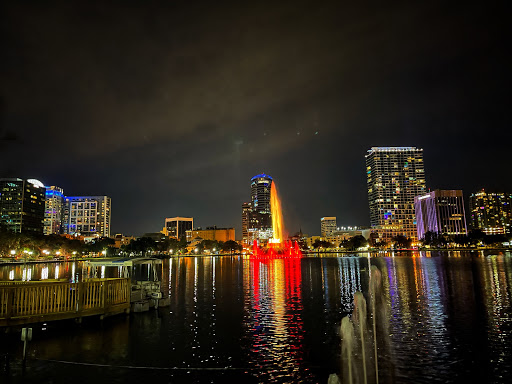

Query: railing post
[
  {"left": 77, "top": 282, "right": 84, "bottom": 314},
  {"left": 6, "top": 288, "right": 14, "bottom": 320},
  {"left": 102, "top": 281, "right": 108, "bottom": 311}
]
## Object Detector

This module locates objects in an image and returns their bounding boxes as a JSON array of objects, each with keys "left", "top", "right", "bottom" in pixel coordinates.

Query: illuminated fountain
[{"left": 252, "top": 180, "right": 302, "bottom": 259}]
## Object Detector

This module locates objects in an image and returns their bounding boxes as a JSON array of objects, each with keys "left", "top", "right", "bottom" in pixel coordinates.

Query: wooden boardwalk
[{"left": 0, "top": 278, "right": 130, "bottom": 327}]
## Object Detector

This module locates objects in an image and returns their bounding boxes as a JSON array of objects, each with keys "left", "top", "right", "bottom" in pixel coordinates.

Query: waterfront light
[{"left": 10, "top": 250, "right": 15, "bottom": 255}]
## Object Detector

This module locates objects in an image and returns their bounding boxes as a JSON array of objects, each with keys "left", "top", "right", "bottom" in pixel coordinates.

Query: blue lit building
[
  {"left": 247, "top": 174, "right": 273, "bottom": 242},
  {"left": 44, "top": 186, "right": 65, "bottom": 235},
  {"left": 63, "top": 196, "right": 111, "bottom": 237}
]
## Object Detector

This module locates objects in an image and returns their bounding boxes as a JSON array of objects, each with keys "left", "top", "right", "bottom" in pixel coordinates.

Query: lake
[{"left": 1, "top": 251, "right": 511, "bottom": 383}]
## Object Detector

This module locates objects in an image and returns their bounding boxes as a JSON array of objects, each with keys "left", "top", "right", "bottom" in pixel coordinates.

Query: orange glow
[
  {"left": 271, "top": 181, "right": 284, "bottom": 242},
  {"left": 251, "top": 180, "right": 301, "bottom": 259}
]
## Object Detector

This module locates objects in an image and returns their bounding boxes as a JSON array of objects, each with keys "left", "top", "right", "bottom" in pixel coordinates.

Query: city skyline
[{"left": 1, "top": 2, "right": 510, "bottom": 236}]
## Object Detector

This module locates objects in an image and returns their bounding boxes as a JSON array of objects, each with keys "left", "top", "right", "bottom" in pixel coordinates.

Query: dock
[{"left": 0, "top": 278, "right": 130, "bottom": 327}]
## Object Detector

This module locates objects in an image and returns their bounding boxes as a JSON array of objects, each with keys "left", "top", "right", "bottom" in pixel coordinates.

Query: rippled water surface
[{"left": 1, "top": 251, "right": 511, "bottom": 383}]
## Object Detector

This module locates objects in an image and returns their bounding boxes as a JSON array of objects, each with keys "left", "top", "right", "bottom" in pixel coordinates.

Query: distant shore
[{"left": 1, "top": 247, "right": 511, "bottom": 266}]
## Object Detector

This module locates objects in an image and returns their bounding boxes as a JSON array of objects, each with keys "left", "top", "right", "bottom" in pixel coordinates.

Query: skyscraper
[
  {"left": 0, "top": 178, "right": 46, "bottom": 234},
  {"left": 414, "top": 190, "right": 467, "bottom": 240},
  {"left": 468, "top": 190, "right": 512, "bottom": 235},
  {"left": 164, "top": 217, "right": 193, "bottom": 239},
  {"left": 366, "top": 147, "right": 426, "bottom": 242},
  {"left": 63, "top": 196, "right": 111, "bottom": 237},
  {"left": 248, "top": 174, "right": 273, "bottom": 242},
  {"left": 44, "top": 186, "right": 65, "bottom": 235},
  {"left": 320, "top": 217, "right": 337, "bottom": 237}
]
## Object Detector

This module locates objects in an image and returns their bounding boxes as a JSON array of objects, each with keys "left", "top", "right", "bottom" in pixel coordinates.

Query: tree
[
  {"left": 312, "top": 240, "right": 333, "bottom": 249},
  {"left": 392, "top": 235, "right": 412, "bottom": 249},
  {"left": 222, "top": 240, "right": 242, "bottom": 253},
  {"left": 347, "top": 235, "right": 368, "bottom": 250}
]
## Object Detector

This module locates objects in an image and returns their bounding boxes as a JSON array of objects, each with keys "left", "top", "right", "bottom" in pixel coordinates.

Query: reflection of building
[
  {"left": 44, "top": 186, "right": 65, "bottom": 235},
  {"left": 366, "top": 147, "right": 427, "bottom": 242},
  {"left": 414, "top": 190, "right": 467, "bottom": 240},
  {"left": 63, "top": 196, "right": 111, "bottom": 237},
  {"left": 164, "top": 217, "right": 193, "bottom": 239},
  {"left": 247, "top": 174, "right": 273, "bottom": 242},
  {"left": 320, "top": 217, "right": 336, "bottom": 236},
  {"left": 469, "top": 190, "right": 512, "bottom": 235},
  {"left": 186, "top": 227, "right": 235, "bottom": 242},
  {"left": 242, "top": 202, "right": 252, "bottom": 244},
  {"left": 0, "top": 178, "right": 46, "bottom": 234}
]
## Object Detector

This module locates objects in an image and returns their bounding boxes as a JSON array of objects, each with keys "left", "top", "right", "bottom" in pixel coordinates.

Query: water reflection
[
  {"left": 0, "top": 253, "right": 511, "bottom": 383},
  {"left": 243, "top": 258, "right": 311, "bottom": 382}
]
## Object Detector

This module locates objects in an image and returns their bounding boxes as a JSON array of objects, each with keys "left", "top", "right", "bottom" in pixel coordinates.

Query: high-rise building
[
  {"left": 321, "top": 217, "right": 337, "bottom": 237},
  {"left": 164, "top": 217, "right": 193, "bottom": 240},
  {"left": 414, "top": 190, "right": 467, "bottom": 240},
  {"left": 366, "top": 147, "right": 426, "bottom": 242},
  {"left": 44, "top": 186, "right": 65, "bottom": 235},
  {"left": 242, "top": 202, "right": 252, "bottom": 244},
  {"left": 468, "top": 190, "right": 512, "bottom": 235},
  {"left": 63, "top": 196, "right": 111, "bottom": 237},
  {"left": 0, "top": 178, "right": 46, "bottom": 234},
  {"left": 248, "top": 174, "right": 273, "bottom": 242}
]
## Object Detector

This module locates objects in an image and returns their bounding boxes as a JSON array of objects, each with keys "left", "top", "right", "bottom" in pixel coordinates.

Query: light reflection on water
[{"left": 0, "top": 252, "right": 511, "bottom": 383}]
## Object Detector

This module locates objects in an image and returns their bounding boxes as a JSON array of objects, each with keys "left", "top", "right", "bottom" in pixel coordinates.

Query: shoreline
[{"left": 1, "top": 248, "right": 511, "bottom": 265}]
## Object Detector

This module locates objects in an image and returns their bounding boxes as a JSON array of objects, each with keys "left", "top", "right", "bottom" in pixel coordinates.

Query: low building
[
  {"left": 186, "top": 227, "right": 235, "bottom": 242},
  {"left": 321, "top": 217, "right": 337, "bottom": 237},
  {"left": 163, "top": 217, "right": 193, "bottom": 239},
  {"left": 112, "top": 234, "right": 136, "bottom": 248},
  {"left": 414, "top": 190, "right": 467, "bottom": 240}
]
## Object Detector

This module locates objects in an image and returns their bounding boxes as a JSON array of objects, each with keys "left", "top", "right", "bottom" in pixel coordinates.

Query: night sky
[{"left": 1, "top": 1, "right": 510, "bottom": 237}]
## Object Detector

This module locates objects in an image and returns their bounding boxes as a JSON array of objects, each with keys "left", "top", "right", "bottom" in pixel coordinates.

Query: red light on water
[{"left": 250, "top": 239, "right": 302, "bottom": 259}]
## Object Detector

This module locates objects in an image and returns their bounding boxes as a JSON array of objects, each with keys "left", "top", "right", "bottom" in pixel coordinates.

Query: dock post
[{"left": 21, "top": 327, "right": 32, "bottom": 366}]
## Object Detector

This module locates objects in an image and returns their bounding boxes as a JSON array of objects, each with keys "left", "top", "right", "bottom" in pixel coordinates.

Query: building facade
[
  {"left": 247, "top": 174, "right": 273, "bottom": 242},
  {"left": 468, "top": 190, "right": 512, "bottom": 235},
  {"left": 320, "top": 217, "right": 337, "bottom": 237},
  {"left": 241, "top": 202, "right": 252, "bottom": 245},
  {"left": 164, "top": 217, "right": 193, "bottom": 239},
  {"left": 366, "top": 147, "right": 426, "bottom": 242},
  {"left": 44, "top": 186, "right": 65, "bottom": 235},
  {"left": 0, "top": 178, "right": 46, "bottom": 234},
  {"left": 186, "top": 227, "right": 235, "bottom": 242},
  {"left": 414, "top": 190, "right": 467, "bottom": 240},
  {"left": 63, "top": 196, "right": 111, "bottom": 237}
]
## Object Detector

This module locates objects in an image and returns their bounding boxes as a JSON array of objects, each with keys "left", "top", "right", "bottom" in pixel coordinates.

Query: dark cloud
[{"left": 1, "top": 1, "right": 510, "bottom": 236}]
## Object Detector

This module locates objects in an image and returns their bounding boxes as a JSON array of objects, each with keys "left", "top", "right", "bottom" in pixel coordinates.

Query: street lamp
[{"left": 10, "top": 250, "right": 15, "bottom": 256}]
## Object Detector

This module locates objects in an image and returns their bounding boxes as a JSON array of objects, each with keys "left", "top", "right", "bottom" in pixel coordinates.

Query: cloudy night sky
[{"left": 1, "top": 1, "right": 510, "bottom": 237}]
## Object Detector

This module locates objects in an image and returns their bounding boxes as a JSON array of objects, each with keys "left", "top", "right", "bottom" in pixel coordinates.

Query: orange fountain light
[{"left": 271, "top": 181, "right": 284, "bottom": 243}]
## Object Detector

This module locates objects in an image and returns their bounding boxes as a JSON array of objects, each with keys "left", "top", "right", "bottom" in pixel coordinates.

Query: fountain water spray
[
  {"left": 251, "top": 180, "right": 301, "bottom": 259},
  {"left": 340, "top": 316, "right": 355, "bottom": 384},
  {"left": 334, "top": 265, "right": 388, "bottom": 384}
]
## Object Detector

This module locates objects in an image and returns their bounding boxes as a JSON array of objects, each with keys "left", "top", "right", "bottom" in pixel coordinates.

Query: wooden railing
[{"left": 0, "top": 278, "right": 130, "bottom": 327}]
